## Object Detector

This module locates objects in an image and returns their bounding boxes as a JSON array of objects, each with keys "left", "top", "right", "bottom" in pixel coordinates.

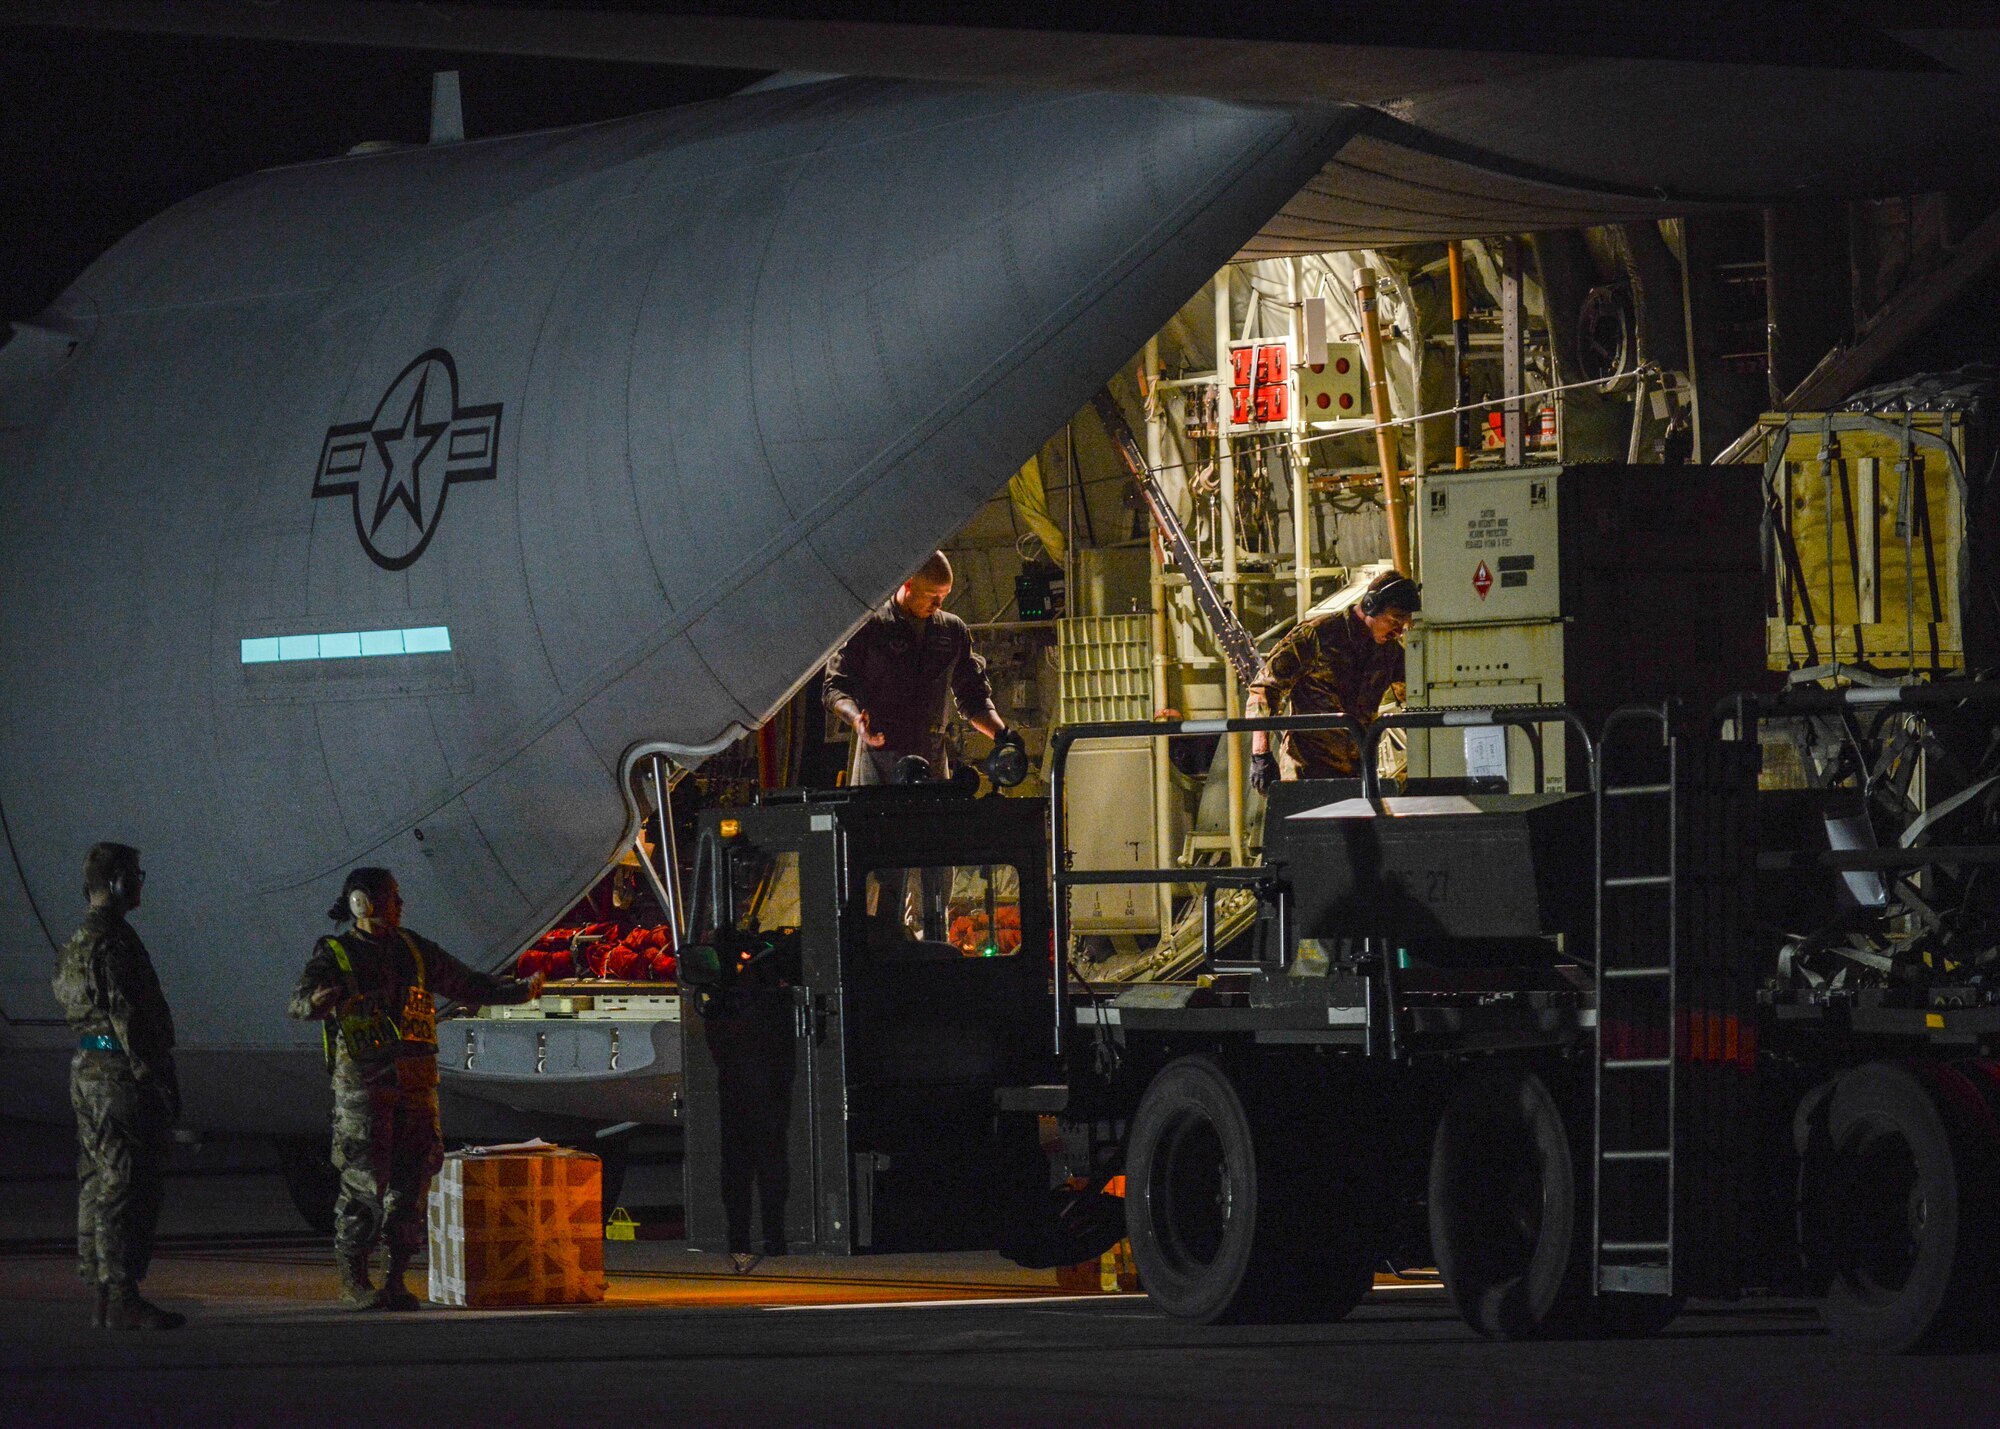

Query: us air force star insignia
[{"left": 312, "top": 349, "right": 502, "bottom": 571}]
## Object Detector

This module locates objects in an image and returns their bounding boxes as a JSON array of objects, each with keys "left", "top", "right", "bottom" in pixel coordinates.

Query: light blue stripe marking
[
  {"left": 401, "top": 626, "right": 452, "bottom": 654},
  {"left": 241, "top": 626, "right": 451, "bottom": 665}
]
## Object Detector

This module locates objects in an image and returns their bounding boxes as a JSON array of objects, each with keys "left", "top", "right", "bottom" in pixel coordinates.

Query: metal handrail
[
  {"left": 1047, "top": 682, "right": 1983, "bottom": 1044},
  {"left": 1048, "top": 712, "right": 1364, "bottom": 1056},
  {"left": 1716, "top": 675, "right": 2000, "bottom": 732},
  {"left": 1048, "top": 704, "right": 1593, "bottom": 1056},
  {"left": 1358, "top": 702, "right": 1600, "bottom": 804},
  {"left": 1356, "top": 702, "right": 1597, "bottom": 1060},
  {"left": 1201, "top": 870, "right": 1290, "bottom": 974}
]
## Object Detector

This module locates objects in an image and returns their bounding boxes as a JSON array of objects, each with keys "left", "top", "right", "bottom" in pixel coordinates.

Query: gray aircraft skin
[
  {"left": 10, "top": 8, "right": 2000, "bottom": 1143},
  {"left": 0, "top": 78, "right": 1355, "bottom": 1134}
]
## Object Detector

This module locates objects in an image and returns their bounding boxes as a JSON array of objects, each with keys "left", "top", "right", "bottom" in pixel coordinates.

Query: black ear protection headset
[
  {"left": 326, "top": 867, "right": 394, "bottom": 923},
  {"left": 1358, "top": 574, "right": 1421, "bottom": 618},
  {"left": 86, "top": 844, "right": 143, "bottom": 907},
  {"left": 107, "top": 861, "right": 140, "bottom": 906}
]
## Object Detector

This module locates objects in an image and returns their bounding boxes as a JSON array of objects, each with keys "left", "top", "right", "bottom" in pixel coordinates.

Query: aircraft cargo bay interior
[{"left": 2, "top": 9, "right": 1998, "bottom": 1425}]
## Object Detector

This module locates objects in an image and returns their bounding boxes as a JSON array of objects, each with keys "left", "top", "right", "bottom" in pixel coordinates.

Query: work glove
[
  {"left": 995, "top": 727, "right": 1026, "bottom": 753},
  {"left": 1249, "top": 751, "right": 1281, "bottom": 794}
]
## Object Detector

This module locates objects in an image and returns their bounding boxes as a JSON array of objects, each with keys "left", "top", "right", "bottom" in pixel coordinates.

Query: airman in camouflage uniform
[
  {"left": 1247, "top": 570, "right": 1420, "bottom": 785},
  {"left": 52, "top": 841, "right": 184, "bottom": 1330},
  {"left": 289, "top": 868, "right": 541, "bottom": 1309}
]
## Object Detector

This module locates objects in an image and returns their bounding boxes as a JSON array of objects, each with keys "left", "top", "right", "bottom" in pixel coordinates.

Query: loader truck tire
[
  {"left": 1798, "top": 1059, "right": 2000, "bottom": 1353},
  {"left": 1430, "top": 1067, "right": 1681, "bottom": 1341},
  {"left": 1125, "top": 1054, "right": 1375, "bottom": 1324},
  {"left": 274, "top": 1136, "right": 339, "bottom": 1235}
]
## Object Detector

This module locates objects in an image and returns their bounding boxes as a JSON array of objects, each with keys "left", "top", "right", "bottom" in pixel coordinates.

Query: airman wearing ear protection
[
  {"left": 288, "top": 867, "right": 542, "bottom": 1309},
  {"left": 1245, "top": 569, "right": 1421, "bottom": 788},
  {"left": 52, "top": 841, "right": 184, "bottom": 1330}
]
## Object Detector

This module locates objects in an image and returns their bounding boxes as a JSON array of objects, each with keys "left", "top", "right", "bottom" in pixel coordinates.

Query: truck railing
[
  {"left": 1716, "top": 675, "right": 2000, "bottom": 726},
  {"left": 1048, "top": 703, "right": 1596, "bottom": 1056},
  {"left": 1717, "top": 678, "right": 2000, "bottom": 874},
  {"left": 1356, "top": 702, "right": 1600, "bottom": 806},
  {"left": 1048, "top": 712, "right": 1364, "bottom": 1055},
  {"left": 1357, "top": 703, "right": 1598, "bottom": 1061}
]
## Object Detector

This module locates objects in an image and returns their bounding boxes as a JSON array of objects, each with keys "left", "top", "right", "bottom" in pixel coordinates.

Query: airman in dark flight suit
[
  {"left": 289, "top": 867, "right": 541, "bottom": 1309},
  {"left": 1246, "top": 570, "right": 1421, "bottom": 787},
  {"left": 823, "top": 550, "right": 1021, "bottom": 785},
  {"left": 52, "top": 841, "right": 184, "bottom": 1330}
]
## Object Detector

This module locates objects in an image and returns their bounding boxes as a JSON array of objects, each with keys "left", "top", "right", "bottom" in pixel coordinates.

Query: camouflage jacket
[
  {"left": 1249, "top": 607, "right": 1407, "bottom": 777},
  {"left": 823, "top": 603, "right": 998, "bottom": 764},
  {"left": 52, "top": 907, "right": 177, "bottom": 1088},
  {"left": 288, "top": 927, "right": 533, "bottom": 1088}
]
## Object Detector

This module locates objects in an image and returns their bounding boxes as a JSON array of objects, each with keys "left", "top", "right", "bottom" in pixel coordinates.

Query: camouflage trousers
[
  {"left": 331, "top": 1073, "right": 444, "bottom": 1261},
  {"left": 72, "top": 1051, "right": 172, "bottom": 1288},
  {"left": 1281, "top": 729, "right": 1362, "bottom": 781}
]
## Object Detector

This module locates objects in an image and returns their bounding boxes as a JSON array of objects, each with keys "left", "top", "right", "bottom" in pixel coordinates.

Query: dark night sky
[{"left": 0, "top": 24, "right": 761, "bottom": 323}]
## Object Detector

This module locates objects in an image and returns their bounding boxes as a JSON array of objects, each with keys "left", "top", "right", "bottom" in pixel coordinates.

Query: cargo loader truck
[{"left": 674, "top": 678, "right": 2000, "bottom": 1354}]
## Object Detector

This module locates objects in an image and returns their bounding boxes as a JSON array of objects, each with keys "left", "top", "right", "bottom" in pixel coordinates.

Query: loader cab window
[
  {"left": 689, "top": 837, "right": 801, "bottom": 939},
  {"left": 731, "top": 848, "right": 802, "bottom": 933},
  {"left": 861, "top": 863, "right": 1022, "bottom": 961},
  {"left": 683, "top": 840, "right": 803, "bottom": 989}
]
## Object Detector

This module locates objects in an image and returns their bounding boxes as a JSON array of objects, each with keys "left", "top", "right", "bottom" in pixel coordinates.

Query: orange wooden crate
[
  {"left": 426, "top": 1149, "right": 606, "bottom": 1307},
  {"left": 1055, "top": 1239, "right": 1138, "bottom": 1294}
]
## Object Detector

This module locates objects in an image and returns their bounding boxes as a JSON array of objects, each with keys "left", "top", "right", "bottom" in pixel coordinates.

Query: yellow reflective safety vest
[{"left": 322, "top": 931, "right": 434, "bottom": 1068}]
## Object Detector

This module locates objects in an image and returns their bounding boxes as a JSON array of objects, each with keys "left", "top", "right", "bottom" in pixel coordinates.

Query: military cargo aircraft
[{"left": 4, "top": 3, "right": 1998, "bottom": 1161}]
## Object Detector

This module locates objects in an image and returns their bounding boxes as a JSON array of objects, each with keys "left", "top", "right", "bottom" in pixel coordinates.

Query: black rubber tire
[
  {"left": 1429, "top": 1067, "right": 1580, "bottom": 1339},
  {"left": 274, "top": 1136, "right": 339, "bottom": 1235},
  {"left": 1803, "top": 1060, "right": 2000, "bottom": 1353},
  {"left": 1429, "top": 1067, "right": 1681, "bottom": 1341},
  {"left": 596, "top": 1139, "right": 629, "bottom": 1217},
  {"left": 1124, "top": 1054, "right": 1375, "bottom": 1325}
]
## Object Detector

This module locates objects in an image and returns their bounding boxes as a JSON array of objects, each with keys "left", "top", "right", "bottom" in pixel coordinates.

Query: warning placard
[
  {"left": 1416, "top": 470, "right": 1560, "bottom": 624},
  {"left": 1464, "top": 506, "right": 1513, "bottom": 551}
]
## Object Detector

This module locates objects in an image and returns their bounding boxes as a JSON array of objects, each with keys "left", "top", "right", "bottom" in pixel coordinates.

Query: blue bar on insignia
[
  {"left": 240, "top": 638, "right": 281, "bottom": 664},
  {"left": 276, "top": 634, "right": 319, "bottom": 661},
  {"left": 401, "top": 626, "right": 452, "bottom": 654},
  {"left": 359, "top": 629, "right": 405, "bottom": 657},
  {"left": 317, "top": 631, "right": 362, "bottom": 660}
]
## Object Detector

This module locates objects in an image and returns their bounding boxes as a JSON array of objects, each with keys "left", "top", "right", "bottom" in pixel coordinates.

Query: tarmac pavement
[{"left": 4, "top": 1118, "right": 1996, "bottom": 1427}]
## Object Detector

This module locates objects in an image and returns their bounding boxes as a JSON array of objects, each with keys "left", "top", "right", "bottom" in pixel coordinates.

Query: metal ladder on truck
[{"left": 1593, "top": 705, "right": 1679, "bottom": 1296}]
